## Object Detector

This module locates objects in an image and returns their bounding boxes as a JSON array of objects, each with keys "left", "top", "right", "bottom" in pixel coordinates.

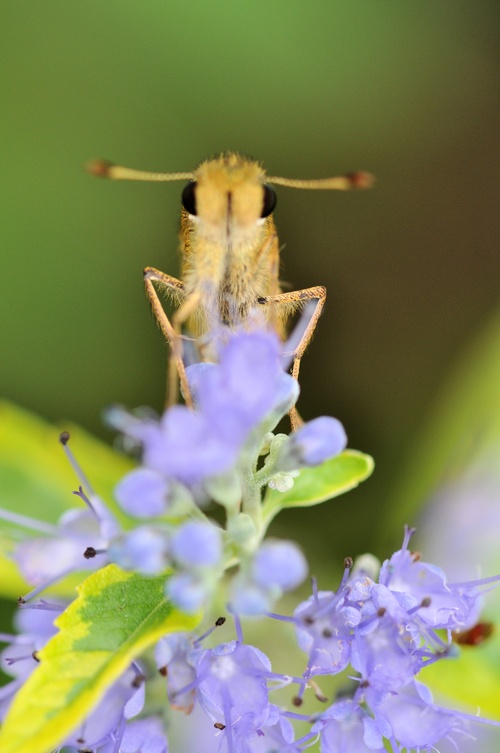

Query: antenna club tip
[
  {"left": 346, "top": 171, "right": 376, "bottom": 189},
  {"left": 86, "top": 159, "right": 115, "bottom": 178},
  {"left": 59, "top": 431, "right": 71, "bottom": 445}
]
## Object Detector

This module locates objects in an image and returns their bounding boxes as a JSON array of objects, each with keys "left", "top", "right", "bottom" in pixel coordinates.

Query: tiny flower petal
[
  {"left": 318, "top": 700, "right": 385, "bottom": 753},
  {"left": 230, "top": 577, "right": 271, "bottom": 615},
  {"left": 166, "top": 572, "right": 208, "bottom": 613},
  {"left": 63, "top": 668, "right": 140, "bottom": 749},
  {"left": 109, "top": 526, "right": 170, "bottom": 574},
  {"left": 374, "top": 681, "right": 471, "bottom": 751},
  {"left": 115, "top": 468, "right": 172, "bottom": 518},
  {"left": 253, "top": 541, "right": 308, "bottom": 591},
  {"left": 277, "top": 416, "right": 347, "bottom": 471},
  {"left": 196, "top": 641, "right": 273, "bottom": 737},
  {"left": 171, "top": 521, "right": 222, "bottom": 568},
  {"left": 120, "top": 716, "right": 168, "bottom": 753}
]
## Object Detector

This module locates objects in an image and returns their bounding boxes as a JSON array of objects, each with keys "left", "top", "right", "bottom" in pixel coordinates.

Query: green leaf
[
  {"left": 261, "top": 449, "right": 374, "bottom": 528},
  {"left": 0, "top": 564, "right": 200, "bottom": 753},
  {"left": 0, "top": 400, "right": 135, "bottom": 598}
]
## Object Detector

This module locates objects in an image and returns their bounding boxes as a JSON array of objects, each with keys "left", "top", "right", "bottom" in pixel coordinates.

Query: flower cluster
[
  {"left": 1, "top": 606, "right": 165, "bottom": 752},
  {"left": 1, "top": 331, "right": 346, "bottom": 616},
  {"left": 106, "top": 331, "right": 343, "bottom": 614},
  {"left": 0, "top": 600, "right": 64, "bottom": 719},
  {"left": 285, "top": 526, "right": 499, "bottom": 751},
  {"left": 148, "top": 527, "right": 500, "bottom": 753},
  {"left": 0, "top": 328, "right": 499, "bottom": 753}
]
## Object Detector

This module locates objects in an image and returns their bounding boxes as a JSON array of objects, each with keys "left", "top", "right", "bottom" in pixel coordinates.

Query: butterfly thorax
[{"left": 179, "top": 154, "right": 280, "bottom": 331}]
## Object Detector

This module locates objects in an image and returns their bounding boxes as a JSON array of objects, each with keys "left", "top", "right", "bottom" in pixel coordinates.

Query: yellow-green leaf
[
  {"left": 262, "top": 449, "right": 374, "bottom": 528},
  {"left": 0, "top": 400, "right": 134, "bottom": 598},
  {"left": 0, "top": 564, "right": 200, "bottom": 753}
]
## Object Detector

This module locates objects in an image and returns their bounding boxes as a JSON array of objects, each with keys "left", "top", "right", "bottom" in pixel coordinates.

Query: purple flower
[
  {"left": 142, "top": 406, "right": 239, "bottom": 486},
  {"left": 1, "top": 433, "right": 121, "bottom": 601},
  {"left": 250, "top": 710, "right": 301, "bottom": 753},
  {"left": 119, "top": 716, "right": 168, "bottom": 753},
  {"left": 62, "top": 666, "right": 145, "bottom": 750},
  {"left": 252, "top": 540, "right": 307, "bottom": 591},
  {"left": 192, "top": 331, "right": 297, "bottom": 444},
  {"left": 313, "top": 699, "right": 386, "bottom": 752},
  {"left": 313, "top": 680, "right": 500, "bottom": 753},
  {"left": 170, "top": 521, "right": 222, "bottom": 568},
  {"left": 0, "top": 601, "right": 65, "bottom": 719},
  {"left": 108, "top": 509, "right": 223, "bottom": 587},
  {"left": 115, "top": 468, "right": 176, "bottom": 518},
  {"left": 293, "top": 589, "right": 359, "bottom": 677},
  {"left": 230, "top": 541, "right": 308, "bottom": 615},
  {"left": 379, "top": 527, "right": 483, "bottom": 631},
  {"left": 277, "top": 416, "right": 347, "bottom": 471},
  {"left": 195, "top": 641, "right": 273, "bottom": 740},
  {"left": 157, "top": 522, "right": 224, "bottom": 612},
  {"left": 350, "top": 617, "right": 424, "bottom": 693},
  {"left": 166, "top": 572, "right": 211, "bottom": 613},
  {"left": 109, "top": 525, "right": 170, "bottom": 574},
  {"left": 155, "top": 633, "right": 201, "bottom": 713},
  {"left": 286, "top": 533, "right": 489, "bottom": 702},
  {"left": 114, "top": 331, "right": 299, "bottom": 500},
  {"left": 229, "top": 577, "right": 272, "bottom": 615},
  {"left": 4, "top": 503, "right": 114, "bottom": 594},
  {"left": 371, "top": 680, "right": 476, "bottom": 752}
]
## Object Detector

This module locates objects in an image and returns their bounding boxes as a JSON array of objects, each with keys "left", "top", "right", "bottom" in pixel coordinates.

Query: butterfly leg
[
  {"left": 143, "top": 266, "right": 193, "bottom": 408},
  {"left": 258, "top": 285, "right": 327, "bottom": 430}
]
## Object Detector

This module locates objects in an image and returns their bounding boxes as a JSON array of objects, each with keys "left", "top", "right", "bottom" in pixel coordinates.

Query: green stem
[{"left": 241, "top": 469, "right": 263, "bottom": 533}]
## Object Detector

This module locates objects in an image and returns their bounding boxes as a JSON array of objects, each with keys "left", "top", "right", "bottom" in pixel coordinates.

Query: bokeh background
[{"left": 2, "top": 1, "right": 499, "bottom": 568}]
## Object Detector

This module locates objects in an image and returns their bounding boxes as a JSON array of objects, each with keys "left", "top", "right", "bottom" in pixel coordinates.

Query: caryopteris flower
[{"left": 1, "top": 329, "right": 499, "bottom": 753}]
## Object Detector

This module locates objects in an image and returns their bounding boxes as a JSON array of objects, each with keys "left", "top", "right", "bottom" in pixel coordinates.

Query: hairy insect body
[
  {"left": 179, "top": 154, "right": 281, "bottom": 334},
  {"left": 88, "top": 150, "right": 372, "bottom": 412}
]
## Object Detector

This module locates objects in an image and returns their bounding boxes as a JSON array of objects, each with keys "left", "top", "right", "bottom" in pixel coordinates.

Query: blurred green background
[{"left": 1, "top": 0, "right": 499, "bottom": 567}]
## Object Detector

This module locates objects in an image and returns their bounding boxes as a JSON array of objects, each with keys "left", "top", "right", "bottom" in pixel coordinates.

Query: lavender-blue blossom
[
  {"left": 190, "top": 330, "right": 297, "bottom": 444},
  {"left": 194, "top": 641, "right": 275, "bottom": 744},
  {"left": 114, "top": 331, "right": 299, "bottom": 500},
  {"left": 62, "top": 667, "right": 144, "bottom": 750},
  {"left": 170, "top": 521, "right": 222, "bottom": 568},
  {"left": 115, "top": 468, "right": 175, "bottom": 518},
  {"left": 155, "top": 633, "right": 200, "bottom": 713},
  {"left": 277, "top": 416, "right": 347, "bottom": 471},
  {"left": 3, "top": 326, "right": 500, "bottom": 753},
  {"left": 0, "top": 499, "right": 115, "bottom": 599},
  {"left": 252, "top": 540, "right": 307, "bottom": 592},
  {"left": 0, "top": 602, "right": 64, "bottom": 719},
  {"left": 166, "top": 571, "right": 212, "bottom": 613},
  {"left": 311, "top": 699, "right": 386, "bottom": 753},
  {"left": 108, "top": 525, "right": 170, "bottom": 575},
  {"left": 228, "top": 541, "right": 307, "bottom": 616},
  {"left": 119, "top": 716, "right": 169, "bottom": 753},
  {"left": 379, "top": 526, "right": 484, "bottom": 631}
]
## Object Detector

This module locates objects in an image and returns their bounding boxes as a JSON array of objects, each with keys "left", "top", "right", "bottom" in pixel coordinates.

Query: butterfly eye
[
  {"left": 261, "top": 184, "right": 277, "bottom": 218},
  {"left": 181, "top": 182, "right": 197, "bottom": 215}
]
